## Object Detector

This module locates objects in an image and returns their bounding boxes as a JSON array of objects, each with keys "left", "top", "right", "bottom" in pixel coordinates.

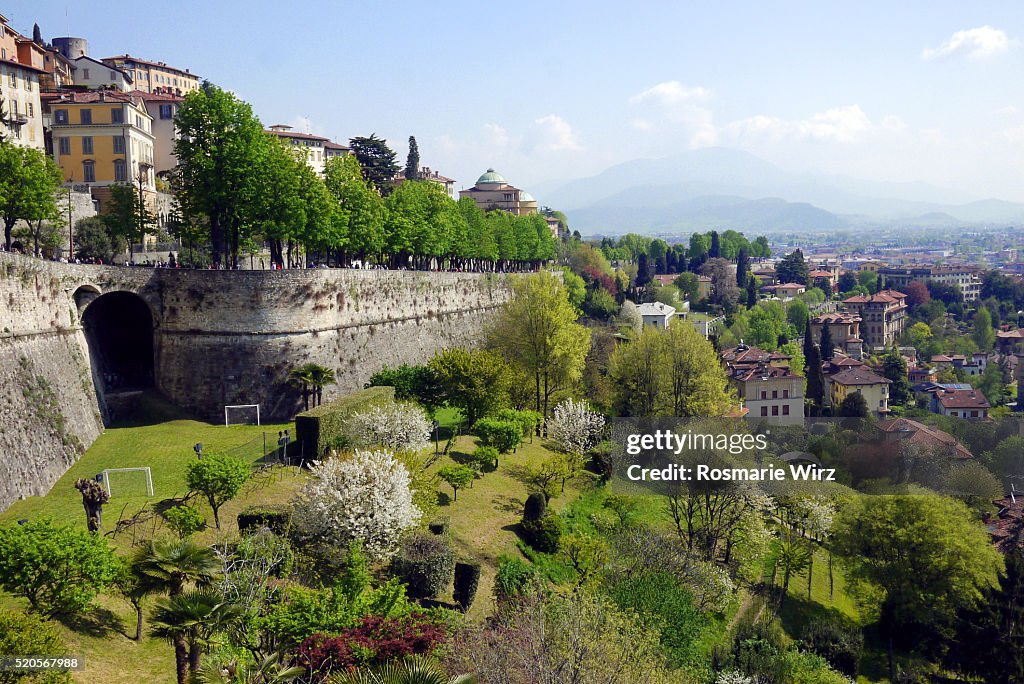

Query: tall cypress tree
[
  {"left": 804, "top": 320, "right": 825, "bottom": 413},
  {"left": 404, "top": 135, "right": 420, "bottom": 181},
  {"left": 819, "top": 321, "right": 834, "bottom": 360},
  {"left": 746, "top": 275, "right": 758, "bottom": 308},
  {"left": 736, "top": 247, "right": 749, "bottom": 287},
  {"left": 709, "top": 230, "right": 721, "bottom": 259}
]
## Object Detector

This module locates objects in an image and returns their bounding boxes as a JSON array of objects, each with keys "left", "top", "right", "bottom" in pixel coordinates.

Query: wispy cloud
[
  {"left": 922, "top": 26, "right": 1010, "bottom": 60},
  {"left": 483, "top": 123, "right": 511, "bottom": 148},
  {"left": 723, "top": 105, "right": 875, "bottom": 143},
  {"left": 629, "top": 81, "right": 710, "bottom": 106},
  {"left": 531, "top": 114, "right": 583, "bottom": 152},
  {"left": 628, "top": 81, "right": 717, "bottom": 147}
]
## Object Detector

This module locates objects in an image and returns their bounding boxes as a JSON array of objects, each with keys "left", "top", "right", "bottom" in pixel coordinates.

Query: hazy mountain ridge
[{"left": 540, "top": 148, "right": 1024, "bottom": 234}]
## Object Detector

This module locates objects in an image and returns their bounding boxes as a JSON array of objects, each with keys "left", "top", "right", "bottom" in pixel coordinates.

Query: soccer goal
[
  {"left": 225, "top": 404, "right": 261, "bottom": 426},
  {"left": 101, "top": 467, "right": 154, "bottom": 497}
]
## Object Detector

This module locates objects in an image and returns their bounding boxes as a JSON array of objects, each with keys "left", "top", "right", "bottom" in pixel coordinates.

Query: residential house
[
  {"left": 696, "top": 275, "right": 713, "bottom": 301},
  {"left": 40, "top": 45, "right": 73, "bottom": 90},
  {"left": 0, "top": 14, "right": 45, "bottom": 150},
  {"left": 721, "top": 344, "right": 804, "bottom": 425},
  {"left": 266, "top": 125, "right": 349, "bottom": 176},
  {"left": 828, "top": 366, "right": 891, "bottom": 416},
  {"left": 841, "top": 289, "right": 908, "bottom": 349},
  {"left": 808, "top": 269, "right": 837, "bottom": 293},
  {"left": 67, "top": 55, "right": 133, "bottom": 91},
  {"left": 458, "top": 169, "right": 539, "bottom": 216},
  {"left": 637, "top": 302, "right": 675, "bottom": 329},
  {"left": 392, "top": 166, "right": 457, "bottom": 199},
  {"left": 763, "top": 282, "right": 806, "bottom": 300},
  {"left": 930, "top": 387, "right": 990, "bottom": 419},
  {"left": 878, "top": 265, "right": 982, "bottom": 302},
  {"left": 134, "top": 91, "right": 183, "bottom": 177},
  {"left": 876, "top": 417, "right": 973, "bottom": 459},
  {"left": 811, "top": 311, "right": 863, "bottom": 359}
]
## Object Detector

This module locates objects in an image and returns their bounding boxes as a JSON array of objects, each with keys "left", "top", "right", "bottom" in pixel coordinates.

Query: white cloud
[
  {"left": 630, "top": 118, "right": 653, "bottom": 131},
  {"left": 532, "top": 114, "right": 583, "bottom": 152},
  {"left": 628, "top": 81, "right": 711, "bottom": 106},
  {"left": 483, "top": 122, "right": 511, "bottom": 148},
  {"left": 922, "top": 26, "right": 1010, "bottom": 60},
  {"left": 288, "top": 115, "right": 324, "bottom": 136},
  {"left": 724, "top": 105, "right": 875, "bottom": 143},
  {"left": 993, "top": 105, "right": 1019, "bottom": 116}
]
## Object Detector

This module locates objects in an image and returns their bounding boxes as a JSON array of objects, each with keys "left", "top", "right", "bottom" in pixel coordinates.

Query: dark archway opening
[{"left": 81, "top": 291, "right": 155, "bottom": 393}]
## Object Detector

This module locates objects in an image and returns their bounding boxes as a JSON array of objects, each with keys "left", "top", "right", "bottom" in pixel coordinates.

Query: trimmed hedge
[
  {"left": 521, "top": 512, "right": 562, "bottom": 553},
  {"left": 237, "top": 505, "right": 292, "bottom": 535},
  {"left": 390, "top": 532, "right": 455, "bottom": 599},
  {"left": 453, "top": 561, "right": 481, "bottom": 611},
  {"left": 295, "top": 386, "right": 395, "bottom": 457},
  {"left": 523, "top": 492, "right": 546, "bottom": 522}
]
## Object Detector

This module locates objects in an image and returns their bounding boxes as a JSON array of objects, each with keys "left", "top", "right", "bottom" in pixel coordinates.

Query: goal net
[
  {"left": 225, "top": 404, "right": 261, "bottom": 426},
  {"left": 101, "top": 467, "right": 154, "bottom": 497}
]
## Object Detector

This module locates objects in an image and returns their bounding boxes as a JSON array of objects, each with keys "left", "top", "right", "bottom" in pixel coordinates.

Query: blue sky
[{"left": 13, "top": 1, "right": 1024, "bottom": 201}]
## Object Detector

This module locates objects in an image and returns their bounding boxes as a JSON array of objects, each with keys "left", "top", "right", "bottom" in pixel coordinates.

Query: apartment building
[
  {"left": 393, "top": 166, "right": 457, "bottom": 198},
  {"left": 0, "top": 14, "right": 44, "bottom": 149},
  {"left": 841, "top": 289, "right": 908, "bottom": 349},
  {"left": 459, "top": 169, "right": 539, "bottom": 216},
  {"left": 46, "top": 90, "right": 155, "bottom": 208},
  {"left": 101, "top": 54, "right": 199, "bottom": 95},
  {"left": 135, "top": 91, "right": 184, "bottom": 176},
  {"left": 721, "top": 344, "right": 804, "bottom": 425},
  {"left": 40, "top": 46, "right": 73, "bottom": 90},
  {"left": 810, "top": 311, "right": 863, "bottom": 359},
  {"left": 828, "top": 367, "right": 891, "bottom": 416},
  {"left": 929, "top": 387, "right": 990, "bottom": 420},
  {"left": 878, "top": 265, "right": 982, "bottom": 302}
]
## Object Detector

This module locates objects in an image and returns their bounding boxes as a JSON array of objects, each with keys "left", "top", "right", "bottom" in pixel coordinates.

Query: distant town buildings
[
  {"left": 878, "top": 265, "right": 982, "bottom": 302},
  {"left": 393, "top": 166, "right": 457, "bottom": 199},
  {"left": 721, "top": 344, "right": 804, "bottom": 425},
  {"left": 459, "top": 169, "right": 539, "bottom": 216},
  {"left": 101, "top": 54, "right": 200, "bottom": 95},
  {"left": 266, "top": 124, "right": 350, "bottom": 175}
]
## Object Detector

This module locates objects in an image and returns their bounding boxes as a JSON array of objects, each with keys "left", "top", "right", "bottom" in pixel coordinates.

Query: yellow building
[
  {"left": 459, "top": 169, "right": 539, "bottom": 215},
  {"left": 828, "top": 367, "right": 890, "bottom": 416},
  {"left": 45, "top": 91, "right": 156, "bottom": 211},
  {"left": 101, "top": 54, "right": 199, "bottom": 95}
]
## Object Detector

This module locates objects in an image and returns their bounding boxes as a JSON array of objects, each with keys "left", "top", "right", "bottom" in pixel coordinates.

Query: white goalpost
[
  {"left": 225, "top": 404, "right": 261, "bottom": 426},
  {"left": 101, "top": 467, "right": 154, "bottom": 497}
]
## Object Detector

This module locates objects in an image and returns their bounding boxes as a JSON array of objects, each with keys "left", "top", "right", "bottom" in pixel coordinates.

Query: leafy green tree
[
  {"left": 770, "top": 532, "right": 813, "bottom": 611},
  {"left": 428, "top": 347, "right": 510, "bottom": 425},
  {"left": 324, "top": 155, "right": 387, "bottom": 262},
  {"left": 190, "top": 652, "right": 305, "bottom": 684},
  {"left": 366, "top": 363, "right": 445, "bottom": 414},
  {"left": 163, "top": 505, "right": 206, "bottom": 539},
  {"left": 837, "top": 271, "right": 858, "bottom": 293},
  {"left": 747, "top": 301, "right": 788, "bottom": 351},
  {"left": 0, "top": 144, "right": 64, "bottom": 251},
  {"left": 349, "top": 133, "right": 399, "bottom": 193},
  {"left": 832, "top": 495, "right": 1003, "bottom": 653},
  {"left": 973, "top": 362, "right": 1006, "bottom": 407},
  {"left": 973, "top": 306, "right": 995, "bottom": 351},
  {"left": 185, "top": 454, "right": 251, "bottom": 529},
  {"left": 787, "top": 298, "right": 809, "bottom": 333},
  {"left": 404, "top": 136, "right": 420, "bottom": 180},
  {"left": 103, "top": 183, "right": 155, "bottom": 263},
  {"left": 174, "top": 82, "right": 271, "bottom": 267},
  {"left": 674, "top": 272, "right": 700, "bottom": 303},
  {"left": 837, "top": 392, "right": 868, "bottom": 418},
  {"left": 881, "top": 347, "right": 912, "bottom": 405},
  {"left": 488, "top": 271, "right": 591, "bottom": 418},
  {"left": 736, "top": 247, "right": 750, "bottom": 287},
  {"left": 856, "top": 270, "right": 879, "bottom": 294},
  {"left": 664, "top": 320, "right": 735, "bottom": 417},
  {"left": 0, "top": 519, "right": 119, "bottom": 616},
  {"left": 776, "top": 249, "right": 809, "bottom": 285},
  {"left": 0, "top": 607, "right": 72, "bottom": 683},
  {"left": 438, "top": 465, "right": 475, "bottom": 501}
]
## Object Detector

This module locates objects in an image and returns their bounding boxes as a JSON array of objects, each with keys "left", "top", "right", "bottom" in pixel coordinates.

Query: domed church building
[{"left": 458, "top": 168, "right": 540, "bottom": 216}]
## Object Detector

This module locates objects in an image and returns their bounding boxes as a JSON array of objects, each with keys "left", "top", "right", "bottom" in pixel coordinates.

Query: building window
[
  {"left": 82, "top": 161, "right": 95, "bottom": 183},
  {"left": 26, "top": 102, "right": 32, "bottom": 117},
  {"left": 110, "top": 71, "right": 116, "bottom": 80},
  {"left": 114, "top": 159, "right": 127, "bottom": 182},
  {"left": 159, "top": 104, "right": 173, "bottom": 119},
  {"left": 80, "top": 109, "right": 92, "bottom": 124},
  {"left": 782, "top": 405, "right": 790, "bottom": 416},
  {"left": 760, "top": 390, "right": 767, "bottom": 400},
  {"left": 113, "top": 136, "right": 125, "bottom": 154},
  {"left": 82, "top": 136, "right": 93, "bottom": 154},
  {"left": 9, "top": 100, "right": 16, "bottom": 116},
  {"left": 772, "top": 406, "right": 779, "bottom": 416},
  {"left": 8, "top": 71, "right": 15, "bottom": 88},
  {"left": 82, "top": 68, "right": 89, "bottom": 80},
  {"left": 772, "top": 390, "right": 778, "bottom": 399},
  {"left": 55, "top": 109, "right": 68, "bottom": 124},
  {"left": 112, "top": 108, "right": 124, "bottom": 124},
  {"left": 761, "top": 406, "right": 768, "bottom": 417},
  {"left": 783, "top": 389, "right": 789, "bottom": 398},
  {"left": 58, "top": 137, "right": 70, "bottom": 155}
]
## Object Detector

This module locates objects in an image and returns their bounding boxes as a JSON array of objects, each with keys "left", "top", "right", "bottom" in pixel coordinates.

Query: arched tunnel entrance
[{"left": 80, "top": 290, "right": 156, "bottom": 409}]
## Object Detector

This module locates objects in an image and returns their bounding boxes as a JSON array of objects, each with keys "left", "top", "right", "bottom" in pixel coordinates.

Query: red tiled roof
[
  {"left": 876, "top": 417, "right": 973, "bottom": 459},
  {"left": 43, "top": 90, "right": 144, "bottom": 105},
  {"left": 813, "top": 312, "right": 861, "bottom": 324},
  {"left": 0, "top": 56, "right": 45, "bottom": 74},
  {"left": 101, "top": 54, "right": 197, "bottom": 77},
  {"left": 936, "top": 388, "right": 990, "bottom": 410},
  {"left": 267, "top": 128, "right": 330, "bottom": 142}
]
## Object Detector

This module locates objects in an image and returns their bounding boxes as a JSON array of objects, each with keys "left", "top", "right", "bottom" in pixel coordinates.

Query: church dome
[
  {"left": 519, "top": 191, "right": 536, "bottom": 202},
  {"left": 476, "top": 168, "right": 507, "bottom": 185}
]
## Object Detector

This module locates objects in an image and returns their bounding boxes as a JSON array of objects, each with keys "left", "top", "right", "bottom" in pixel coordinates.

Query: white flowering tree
[
  {"left": 617, "top": 300, "right": 643, "bottom": 335},
  {"left": 293, "top": 449, "right": 421, "bottom": 559},
  {"left": 345, "top": 401, "right": 431, "bottom": 452},
  {"left": 549, "top": 398, "right": 605, "bottom": 457}
]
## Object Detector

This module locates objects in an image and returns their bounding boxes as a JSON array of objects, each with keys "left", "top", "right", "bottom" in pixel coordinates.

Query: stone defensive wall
[{"left": 0, "top": 252, "right": 514, "bottom": 510}]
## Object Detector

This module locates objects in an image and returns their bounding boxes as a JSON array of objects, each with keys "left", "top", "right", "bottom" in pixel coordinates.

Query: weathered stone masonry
[{"left": 0, "top": 252, "right": 513, "bottom": 510}]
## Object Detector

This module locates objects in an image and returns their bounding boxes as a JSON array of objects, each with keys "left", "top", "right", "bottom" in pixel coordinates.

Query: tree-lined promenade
[{"left": 173, "top": 83, "right": 556, "bottom": 271}]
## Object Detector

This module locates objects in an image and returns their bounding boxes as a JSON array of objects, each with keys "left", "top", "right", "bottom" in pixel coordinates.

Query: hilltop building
[
  {"left": 459, "top": 169, "right": 539, "bottom": 216},
  {"left": 101, "top": 54, "right": 199, "bottom": 95},
  {"left": 393, "top": 166, "right": 457, "bottom": 198},
  {"left": 0, "top": 14, "right": 45, "bottom": 149},
  {"left": 721, "top": 344, "right": 804, "bottom": 425},
  {"left": 811, "top": 311, "right": 863, "bottom": 359},
  {"left": 266, "top": 124, "right": 349, "bottom": 175}
]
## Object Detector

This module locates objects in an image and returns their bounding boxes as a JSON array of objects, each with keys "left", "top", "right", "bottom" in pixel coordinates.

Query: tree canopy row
[{"left": 173, "top": 83, "right": 556, "bottom": 269}]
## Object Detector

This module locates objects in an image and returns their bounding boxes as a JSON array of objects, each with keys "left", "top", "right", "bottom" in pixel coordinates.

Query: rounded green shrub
[
  {"left": 521, "top": 512, "right": 562, "bottom": 553},
  {"left": 390, "top": 532, "right": 455, "bottom": 599},
  {"left": 523, "top": 492, "right": 547, "bottom": 522}
]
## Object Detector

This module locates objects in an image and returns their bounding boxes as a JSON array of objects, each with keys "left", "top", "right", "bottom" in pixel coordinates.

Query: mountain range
[{"left": 536, "top": 148, "right": 1024, "bottom": 235}]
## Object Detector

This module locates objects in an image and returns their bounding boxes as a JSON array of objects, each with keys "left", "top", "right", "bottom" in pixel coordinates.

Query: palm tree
[
  {"left": 151, "top": 589, "right": 242, "bottom": 684},
  {"left": 287, "top": 366, "right": 314, "bottom": 412},
  {"left": 133, "top": 538, "right": 221, "bottom": 598},
  {"left": 189, "top": 652, "right": 304, "bottom": 683},
  {"left": 306, "top": 364, "right": 336, "bottom": 408},
  {"left": 329, "top": 655, "right": 475, "bottom": 684}
]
